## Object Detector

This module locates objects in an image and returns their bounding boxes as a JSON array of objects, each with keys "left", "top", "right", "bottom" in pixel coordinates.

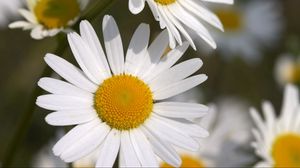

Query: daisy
[
  {"left": 211, "top": 0, "right": 283, "bottom": 61},
  {"left": 8, "top": 0, "right": 89, "bottom": 39},
  {"left": 274, "top": 53, "right": 300, "bottom": 86},
  {"left": 161, "top": 98, "right": 255, "bottom": 167},
  {"left": 251, "top": 84, "right": 300, "bottom": 167},
  {"left": 128, "top": 0, "right": 233, "bottom": 50},
  {"left": 36, "top": 15, "right": 209, "bottom": 167}
]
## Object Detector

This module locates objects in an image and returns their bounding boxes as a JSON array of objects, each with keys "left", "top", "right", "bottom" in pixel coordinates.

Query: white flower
[
  {"left": 161, "top": 98, "right": 255, "bottom": 167},
  {"left": 8, "top": 0, "right": 89, "bottom": 39},
  {"left": 274, "top": 53, "right": 300, "bottom": 86},
  {"left": 251, "top": 84, "right": 300, "bottom": 167},
  {"left": 211, "top": 0, "right": 283, "bottom": 61},
  {"left": 0, "top": 0, "right": 21, "bottom": 27},
  {"left": 128, "top": 0, "right": 233, "bottom": 50},
  {"left": 36, "top": 15, "right": 209, "bottom": 167}
]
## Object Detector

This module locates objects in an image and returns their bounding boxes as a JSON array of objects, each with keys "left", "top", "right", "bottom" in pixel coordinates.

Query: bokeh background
[{"left": 1, "top": 0, "right": 300, "bottom": 166}]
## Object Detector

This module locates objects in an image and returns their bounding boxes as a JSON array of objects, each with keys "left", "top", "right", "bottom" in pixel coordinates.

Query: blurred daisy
[
  {"left": 161, "top": 98, "right": 255, "bottom": 167},
  {"left": 251, "top": 84, "right": 300, "bottom": 167},
  {"left": 274, "top": 53, "right": 300, "bottom": 86},
  {"left": 36, "top": 15, "right": 209, "bottom": 167},
  {"left": 212, "top": 0, "right": 282, "bottom": 61},
  {"left": 128, "top": 0, "right": 233, "bottom": 50},
  {"left": 8, "top": 0, "right": 89, "bottom": 39},
  {"left": 0, "top": 0, "right": 21, "bottom": 27}
]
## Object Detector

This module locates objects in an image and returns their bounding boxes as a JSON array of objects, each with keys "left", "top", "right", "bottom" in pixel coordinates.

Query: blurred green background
[{"left": 1, "top": 0, "right": 300, "bottom": 166}]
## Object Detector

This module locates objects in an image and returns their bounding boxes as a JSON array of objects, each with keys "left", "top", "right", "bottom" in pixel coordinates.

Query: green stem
[
  {"left": 2, "top": 36, "right": 68, "bottom": 167},
  {"left": 2, "top": 0, "right": 118, "bottom": 166}
]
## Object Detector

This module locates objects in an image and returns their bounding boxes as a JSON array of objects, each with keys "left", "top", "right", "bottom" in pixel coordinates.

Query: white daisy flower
[
  {"left": 212, "top": 0, "right": 283, "bottom": 61},
  {"left": 251, "top": 84, "right": 300, "bottom": 167},
  {"left": 274, "top": 53, "right": 300, "bottom": 86},
  {"left": 160, "top": 98, "right": 255, "bottom": 167},
  {"left": 0, "top": 0, "right": 21, "bottom": 27},
  {"left": 8, "top": 0, "right": 89, "bottom": 39},
  {"left": 36, "top": 15, "right": 209, "bottom": 167},
  {"left": 128, "top": 0, "right": 233, "bottom": 50}
]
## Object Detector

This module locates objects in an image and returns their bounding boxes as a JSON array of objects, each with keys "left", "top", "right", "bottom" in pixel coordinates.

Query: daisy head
[
  {"left": 251, "top": 84, "right": 300, "bottom": 167},
  {"left": 274, "top": 54, "right": 300, "bottom": 87},
  {"left": 9, "top": 0, "right": 89, "bottom": 39},
  {"left": 212, "top": 0, "right": 283, "bottom": 61},
  {"left": 36, "top": 15, "right": 209, "bottom": 167},
  {"left": 128, "top": 0, "right": 233, "bottom": 50}
]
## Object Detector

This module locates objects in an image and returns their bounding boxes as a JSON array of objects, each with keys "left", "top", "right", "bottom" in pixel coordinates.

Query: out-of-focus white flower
[
  {"left": 0, "top": 0, "right": 21, "bottom": 27},
  {"left": 251, "top": 85, "right": 300, "bottom": 167},
  {"left": 128, "top": 0, "right": 233, "bottom": 50},
  {"left": 36, "top": 16, "right": 209, "bottom": 167},
  {"left": 160, "top": 98, "right": 255, "bottom": 167},
  {"left": 212, "top": 0, "right": 283, "bottom": 61},
  {"left": 274, "top": 53, "right": 300, "bottom": 86},
  {"left": 9, "top": 0, "right": 89, "bottom": 39}
]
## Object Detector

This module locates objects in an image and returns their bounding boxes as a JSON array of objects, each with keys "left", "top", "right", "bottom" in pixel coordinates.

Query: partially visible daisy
[
  {"left": 9, "top": 0, "right": 89, "bottom": 39},
  {"left": 128, "top": 0, "right": 233, "bottom": 50},
  {"left": 0, "top": 0, "right": 21, "bottom": 27},
  {"left": 36, "top": 15, "right": 209, "bottom": 167},
  {"left": 251, "top": 84, "right": 300, "bottom": 167},
  {"left": 274, "top": 53, "right": 300, "bottom": 86},
  {"left": 160, "top": 98, "right": 255, "bottom": 167},
  {"left": 212, "top": 0, "right": 283, "bottom": 61}
]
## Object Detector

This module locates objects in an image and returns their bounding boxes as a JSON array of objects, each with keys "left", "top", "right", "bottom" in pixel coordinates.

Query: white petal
[
  {"left": 130, "top": 129, "right": 158, "bottom": 167},
  {"left": 125, "top": 23, "right": 150, "bottom": 76},
  {"left": 201, "top": 0, "right": 234, "bottom": 5},
  {"left": 79, "top": 20, "right": 111, "bottom": 79},
  {"left": 53, "top": 119, "right": 100, "bottom": 156},
  {"left": 18, "top": 9, "right": 37, "bottom": 23},
  {"left": 45, "top": 108, "right": 98, "bottom": 126},
  {"left": 38, "top": 77, "right": 93, "bottom": 99},
  {"left": 30, "top": 25, "right": 44, "bottom": 40},
  {"left": 36, "top": 94, "right": 93, "bottom": 111},
  {"left": 154, "top": 74, "right": 207, "bottom": 100},
  {"left": 154, "top": 102, "right": 208, "bottom": 119},
  {"left": 141, "top": 126, "right": 181, "bottom": 167},
  {"left": 8, "top": 21, "right": 34, "bottom": 30},
  {"left": 250, "top": 108, "right": 266, "bottom": 135},
  {"left": 149, "top": 58, "right": 203, "bottom": 91},
  {"left": 119, "top": 131, "right": 141, "bottom": 167},
  {"left": 280, "top": 84, "right": 299, "bottom": 127},
  {"left": 96, "top": 129, "right": 120, "bottom": 167},
  {"left": 44, "top": 54, "right": 98, "bottom": 92},
  {"left": 61, "top": 122, "right": 111, "bottom": 162},
  {"left": 129, "top": 0, "right": 145, "bottom": 14},
  {"left": 102, "top": 15, "right": 124, "bottom": 75}
]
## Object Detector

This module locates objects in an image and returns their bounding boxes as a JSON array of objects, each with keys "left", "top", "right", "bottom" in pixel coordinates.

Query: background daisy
[
  {"left": 36, "top": 15, "right": 209, "bottom": 167},
  {"left": 128, "top": 0, "right": 233, "bottom": 50},
  {"left": 8, "top": 0, "right": 89, "bottom": 39},
  {"left": 251, "top": 84, "right": 300, "bottom": 167}
]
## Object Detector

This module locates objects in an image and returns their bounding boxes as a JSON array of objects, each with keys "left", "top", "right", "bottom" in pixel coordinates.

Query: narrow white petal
[
  {"left": 280, "top": 84, "right": 299, "bottom": 127},
  {"left": 250, "top": 108, "right": 266, "bottom": 134},
  {"left": 102, "top": 15, "right": 124, "bottom": 75},
  {"left": 8, "top": 21, "right": 34, "bottom": 30},
  {"left": 120, "top": 131, "right": 140, "bottom": 167},
  {"left": 30, "top": 25, "right": 44, "bottom": 40},
  {"left": 96, "top": 129, "right": 120, "bottom": 167},
  {"left": 130, "top": 129, "right": 158, "bottom": 167},
  {"left": 129, "top": 0, "right": 145, "bottom": 14},
  {"left": 154, "top": 74, "right": 207, "bottom": 100},
  {"left": 61, "top": 122, "right": 111, "bottom": 162},
  {"left": 18, "top": 9, "right": 37, "bottom": 23},
  {"left": 36, "top": 94, "right": 93, "bottom": 111},
  {"left": 154, "top": 102, "right": 208, "bottom": 119},
  {"left": 44, "top": 54, "right": 97, "bottom": 92},
  {"left": 201, "top": 0, "right": 234, "bottom": 5},
  {"left": 45, "top": 108, "right": 98, "bottom": 126}
]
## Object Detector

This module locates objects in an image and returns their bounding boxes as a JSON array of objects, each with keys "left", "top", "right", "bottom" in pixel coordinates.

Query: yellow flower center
[
  {"left": 94, "top": 75, "right": 153, "bottom": 130},
  {"left": 215, "top": 9, "right": 243, "bottom": 31},
  {"left": 34, "top": 0, "right": 80, "bottom": 29},
  {"left": 161, "top": 155, "right": 205, "bottom": 168},
  {"left": 272, "top": 133, "right": 300, "bottom": 167},
  {"left": 154, "top": 0, "right": 176, "bottom": 5},
  {"left": 286, "top": 64, "right": 300, "bottom": 84}
]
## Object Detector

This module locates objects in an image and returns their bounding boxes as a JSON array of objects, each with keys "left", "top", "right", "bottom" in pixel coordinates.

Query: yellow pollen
[
  {"left": 161, "top": 155, "right": 205, "bottom": 168},
  {"left": 94, "top": 75, "right": 153, "bottom": 130},
  {"left": 154, "top": 0, "right": 176, "bottom": 5},
  {"left": 215, "top": 9, "right": 243, "bottom": 31},
  {"left": 272, "top": 133, "right": 300, "bottom": 167},
  {"left": 34, "top": 0, "right": 80, "bottom": 29}
]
